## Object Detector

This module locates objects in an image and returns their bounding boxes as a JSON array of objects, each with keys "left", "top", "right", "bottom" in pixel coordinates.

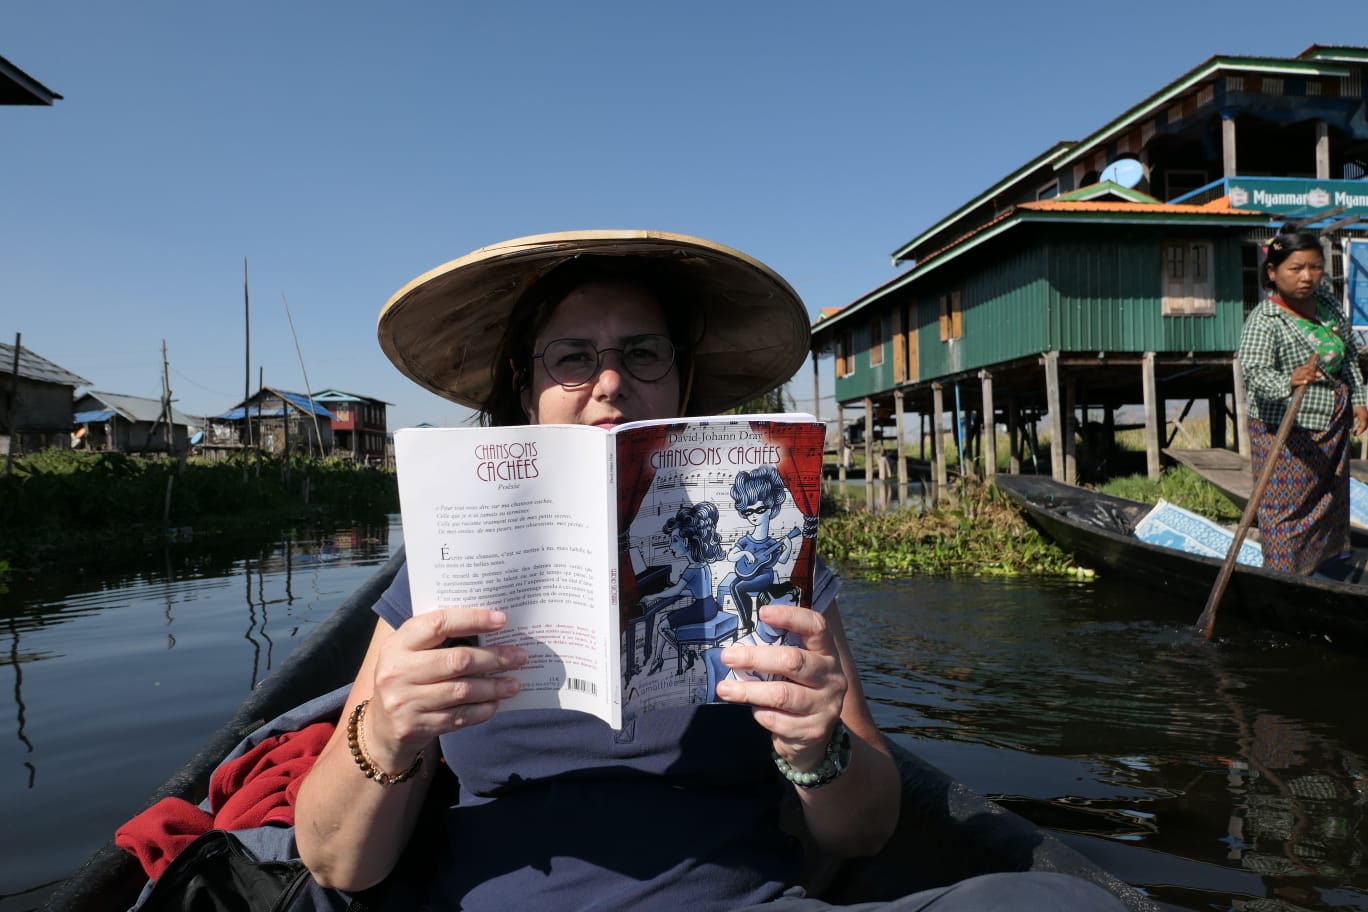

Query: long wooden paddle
[{"left": 1196, "top": 354, "right": 1319, "bottom": 640}]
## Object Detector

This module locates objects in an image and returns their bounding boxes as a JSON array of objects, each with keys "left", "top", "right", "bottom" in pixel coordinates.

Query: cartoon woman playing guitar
[{"left": 718, "top": 465, "right": 798, "bottom": 636}]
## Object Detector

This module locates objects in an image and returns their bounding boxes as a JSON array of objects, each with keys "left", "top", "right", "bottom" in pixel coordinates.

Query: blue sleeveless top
[{"left": 373, "top": 561, "right": 842, "bottom": 910}]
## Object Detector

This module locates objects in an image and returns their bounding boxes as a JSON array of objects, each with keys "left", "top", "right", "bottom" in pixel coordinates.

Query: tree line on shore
[{"left": 0, "top": 449, "right": 399, "bottom": 569}]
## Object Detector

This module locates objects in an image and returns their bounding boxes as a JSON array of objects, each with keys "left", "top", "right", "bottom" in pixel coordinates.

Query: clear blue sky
[{"left": 4, "top": 2, "right": 1363, "bottom": 429}]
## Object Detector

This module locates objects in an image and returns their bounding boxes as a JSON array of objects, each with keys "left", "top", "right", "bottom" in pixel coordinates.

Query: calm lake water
[{"left": 3, "top": 514, "right": 1367, "bottom": 911}]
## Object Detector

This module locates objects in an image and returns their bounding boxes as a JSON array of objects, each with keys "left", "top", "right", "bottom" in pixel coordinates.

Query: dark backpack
[{"left": 133, "top": 829, "right": 363, "bottom": 912}]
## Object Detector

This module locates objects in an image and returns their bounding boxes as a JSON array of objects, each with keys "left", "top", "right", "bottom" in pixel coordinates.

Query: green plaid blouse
[{"left": 1238, "top": 289, "right": 1367, "bottom": 432}]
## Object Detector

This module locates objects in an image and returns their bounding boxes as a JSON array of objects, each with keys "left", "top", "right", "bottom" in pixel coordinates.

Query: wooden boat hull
[
  {"left": 43, "top": 546, "right": 1154, "bottom": 911},
  {"left": 995, "top": 473, "right": 1368, "bottom": 650}
]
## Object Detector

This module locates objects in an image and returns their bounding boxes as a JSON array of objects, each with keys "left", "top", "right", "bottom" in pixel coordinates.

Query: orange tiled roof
[
  {"left": 912, "top": 195, "right": 1261, "bottom": 266},
  {"left": 1018, "top": 197, "right": 1260, "bottom": 215}
]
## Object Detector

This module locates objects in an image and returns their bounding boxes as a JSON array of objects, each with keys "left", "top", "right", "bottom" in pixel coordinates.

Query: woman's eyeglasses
[{"left": 533, "top": 334, "right": 678, "bottom": 387}]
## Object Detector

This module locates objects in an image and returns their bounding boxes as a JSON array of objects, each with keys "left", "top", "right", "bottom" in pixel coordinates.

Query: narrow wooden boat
[
  {"left": 995, "top": 473, "right": 1368, "bottom": 649},
  {"left": 1163, "top": 447, "right": 1368, "bottom": 543},
  {"left": 43, "top": 546, "right": 1154, "bottom": 912}
]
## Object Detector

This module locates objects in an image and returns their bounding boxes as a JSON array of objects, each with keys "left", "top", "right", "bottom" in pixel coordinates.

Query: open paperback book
[{"left": 394, "top": 413, "right": 826, "bottom": 730}]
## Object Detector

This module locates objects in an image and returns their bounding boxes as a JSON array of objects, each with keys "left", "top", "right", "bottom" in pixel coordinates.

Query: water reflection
[
  {"left": 6, "top": 617, "right": 35, "bottom": 789},
  {"left": 7, "top": 527, "right": 1368, "bottom": 911},
  {"left": 0, "top": 516, "right": 397, "bottom": 908},
  {"left": 838, "top": 574, "right": 1368, "bottom": 911}
]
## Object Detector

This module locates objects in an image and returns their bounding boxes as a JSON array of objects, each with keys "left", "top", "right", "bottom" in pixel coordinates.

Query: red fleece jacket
[{"left": 115, "top": 720, "right": 333, "bottom": 879}]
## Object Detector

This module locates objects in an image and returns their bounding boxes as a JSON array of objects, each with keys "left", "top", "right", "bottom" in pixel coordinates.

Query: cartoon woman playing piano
[
  {"left": 642, "top": 501, "right": 726, "bottom": 675},
  {"left": 718, "top": 465, "right": 799, "bottom": 636}
]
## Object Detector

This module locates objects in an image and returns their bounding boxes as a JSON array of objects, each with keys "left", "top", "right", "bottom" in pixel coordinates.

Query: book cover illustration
[{"left": 614, "top": 418, "right": 825, "bottom": 719}]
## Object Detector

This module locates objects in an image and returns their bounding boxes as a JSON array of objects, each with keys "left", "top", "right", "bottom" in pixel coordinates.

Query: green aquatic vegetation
[
  {"left": 0, "top": 451, "right": 399, "bottom": 569},
  {"left": 818, "top": 479, "right": 1088, "bottom": 579}
]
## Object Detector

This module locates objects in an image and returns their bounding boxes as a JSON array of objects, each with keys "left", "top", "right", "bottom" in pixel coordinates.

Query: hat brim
[{"left": 377, "top": 230, "right": 810, "bottom": 416}]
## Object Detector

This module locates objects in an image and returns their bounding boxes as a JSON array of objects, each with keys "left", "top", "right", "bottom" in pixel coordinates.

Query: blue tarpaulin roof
[
  {"left": 215, "top": 390, "right": 336, "bottom": 422},
  {"left": 278, "top": 391, "right": 336, "bottom": 419},
  {"left": 74, "top": 409, "right": 116, "bottom": 424}
]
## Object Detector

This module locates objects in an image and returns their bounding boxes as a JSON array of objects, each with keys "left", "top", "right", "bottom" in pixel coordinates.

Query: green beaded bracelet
[{"left": 773, "top": 720, "right": 852, "bottom": 789}]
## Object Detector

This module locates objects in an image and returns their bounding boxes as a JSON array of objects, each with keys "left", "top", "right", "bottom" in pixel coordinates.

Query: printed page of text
[{"left": 394, "top": 426, "right": 618, "bottom": 726}]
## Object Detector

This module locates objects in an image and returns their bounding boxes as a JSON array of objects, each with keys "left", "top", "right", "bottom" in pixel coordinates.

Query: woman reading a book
[{"left": 294, "top": 231, "right": 1126, "bottom": 911}]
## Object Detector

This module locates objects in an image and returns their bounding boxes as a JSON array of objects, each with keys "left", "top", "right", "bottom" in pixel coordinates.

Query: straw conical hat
[{"left": 377, "top": 230, "right": 810, "bottom": 415}]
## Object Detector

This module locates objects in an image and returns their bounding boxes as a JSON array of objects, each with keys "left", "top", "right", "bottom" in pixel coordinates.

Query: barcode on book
[{"left": 565, "top": 677, "right": 597, "bottom": 696}]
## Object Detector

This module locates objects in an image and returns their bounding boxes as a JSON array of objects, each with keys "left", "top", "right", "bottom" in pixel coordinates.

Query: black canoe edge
[
  {"left": 41, "top": 547, "right": 406, "bottom": 912},
  {"left": 993, "top": 472, "right": 1368, "bottom": 652}
]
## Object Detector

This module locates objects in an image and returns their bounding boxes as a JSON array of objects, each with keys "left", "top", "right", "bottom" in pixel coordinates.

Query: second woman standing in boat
[{"left": 1238, "top": 229, "right": 1368, "bottom": 575}]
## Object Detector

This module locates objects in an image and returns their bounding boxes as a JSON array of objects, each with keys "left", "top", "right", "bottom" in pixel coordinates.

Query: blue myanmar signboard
[{"left": 1227, "top": 177, "right": 1368, "bottom": 219}]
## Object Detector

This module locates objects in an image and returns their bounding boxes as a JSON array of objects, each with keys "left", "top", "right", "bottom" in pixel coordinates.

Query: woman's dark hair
[
  {"left": 1263, "top": 229, "right": 1325, "bottom": 288},
  {"left": 663, "top": 501, "right": 724, "bottom": 563},
  {"left": 479, "top": 256, "right": 698, "bottom": 426}
]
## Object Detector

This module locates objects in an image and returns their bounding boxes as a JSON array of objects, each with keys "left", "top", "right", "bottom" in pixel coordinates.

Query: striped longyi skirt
[{"left": 1250, "top": 382, "right": 1352, "bottom": 575}]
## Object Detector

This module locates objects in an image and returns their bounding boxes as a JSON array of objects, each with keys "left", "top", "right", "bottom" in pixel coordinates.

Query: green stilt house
[{"left": 810, "top": 45, "right": 1368, "bottom": 491}]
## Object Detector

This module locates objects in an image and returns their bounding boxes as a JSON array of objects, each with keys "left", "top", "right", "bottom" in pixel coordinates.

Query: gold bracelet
[{"left": 347, "top": 700, "right": 423, "bottom": 786}]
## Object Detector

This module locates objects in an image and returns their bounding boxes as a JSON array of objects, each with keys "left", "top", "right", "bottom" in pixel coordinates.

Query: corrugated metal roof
[
  {"left": 908, "top": 196, "right": 1260, "bottom": 268},
  {"left": 0, "top": 342, "right": 91, "bottom": 387},
  {"left": 276, "top": 390, "right": 337, "bottom": 419},
  {"left": 311, "top": 388, "right": 394, "bottom": 405},
  {"left": 215, "top": 388, "right": 337, "bottom": 422},
  {"left": 813, "top": 195, "right": 1269, "bottom": 335},
  {"left": 216, "top": 406, "right": 283, "bottom": 421},
  {"left": 76, "top": 391, "right": 199, "bottom": 426},
  {"left": 0, "top": 54, "right": 62, "bottom": 105}
]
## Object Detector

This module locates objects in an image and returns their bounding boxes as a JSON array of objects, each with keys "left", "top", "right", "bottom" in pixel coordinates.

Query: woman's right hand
[
  {"left": 362, "top": 608, "right": 527, "bottom": 772},
  {"left": 1290, "top": 360, "right": 1323, "bottom": 388}
]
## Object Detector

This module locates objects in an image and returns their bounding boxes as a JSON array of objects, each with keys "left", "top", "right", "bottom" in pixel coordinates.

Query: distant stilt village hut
[
  {"left": 0, "top": 342, "right": 91, "bottom": 456},
  {"left": 310, "top": 389, "right": 392, "bottom": 466},
  {"left": 72, "top": 391, "right": 198, "bottom": 455},
  {"left": 203, "top": 387, "right": 337, "bottom": 460}
]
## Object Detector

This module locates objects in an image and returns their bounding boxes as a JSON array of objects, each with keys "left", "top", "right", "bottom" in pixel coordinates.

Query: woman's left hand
[
  {"left": 1354, "top": 406, "right": 1368, "bottom": 436},
  {"left": 713, "top": 603, "right": 847, "bottom": 772}
]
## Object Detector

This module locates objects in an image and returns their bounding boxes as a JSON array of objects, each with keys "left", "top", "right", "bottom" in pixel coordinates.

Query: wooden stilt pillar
[
  {"left": 811, "top": 357, "right": 821, "bottom": 422},
  {"left": 894, "top": 388, "right": 907, "bottom": 504},
  {"left": 931, "top": 383, "right": 947, "bottom": 497},
  {"left": 1103, "top": 405, "right": 1115, "bottom": 476},
  {"left": 979, "top": 370, "right": 996, "bottom": 479},
  {"left": 1232, "top": 356, "right": 1250, "bottom": 459},
  {"left": 864, "top": 396, "right": 875, "bottom": 511},
  {"left": 1007, "top": 398, "right": 1020, "bottom": 474},
  {"left": 1209, "top": 395, "right": 1227, "bottom": 449},
  {"left": 1044, "top": 352, "right": 1064, "bottom": 482},
  {"left": 1142, "top": 352, "right": 1161, "bottom": 479},
  {"left": 1064, "top": 375, "right": 1077, "bottom": 485},
  {"left": 837, "top": 403, "right": 847, "bottom": 487}
]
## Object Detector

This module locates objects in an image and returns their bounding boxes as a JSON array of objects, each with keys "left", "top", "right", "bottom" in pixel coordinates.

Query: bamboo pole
[
  {"left": 282, "top": 292, "right": 324, "bottom": 458},
  {"left": 5, "top": 333, "right": 19, "bottom": 476},
  {"left": 243, "top": 258, "right": 252, "bottom": 482}
]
